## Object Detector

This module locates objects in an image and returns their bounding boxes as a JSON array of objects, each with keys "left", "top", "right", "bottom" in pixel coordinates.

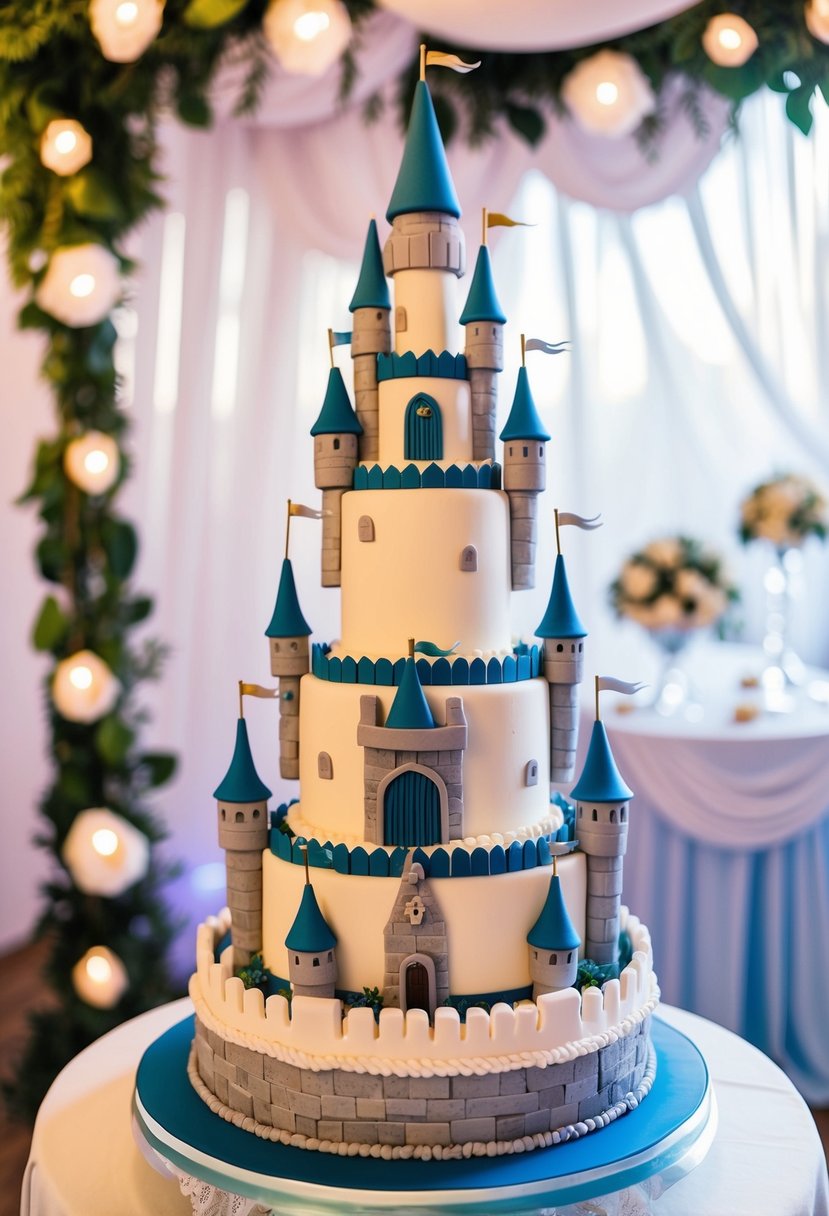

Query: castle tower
[
  {"left": 526, "top": 860, "right": 581, "bottom": 1000},
  {"left": 500, "top": 366, "right": 550, "bottom": 589},
  {"left": 460, "top": 242, "right": 506, "bottom": 462},
  {"left": 311, "top": 367, "right": 363, "bottom": 588},
  {"left": 214, "top": 718, "right": 271, "bottom": 968},
  {"left": 349, "top": 218, "right": 391, "bottom": 462},
  {"left": 285, "top": 865, "right": 337, "bottom": 998},
  {"left": 265, "top": 557, "right": 311, "bottom": 780},
  {"left": 383, "top": 81, "right": 465, "bottom": 355},
  {"left": 570, "top": 720, "right": 634, "bottom": 966},
  {"left": 383, "top": 859, "right": 448, "bottom": 1013},
  {"left": 536, "top": 554, "right": 587, "bottom": 783}
]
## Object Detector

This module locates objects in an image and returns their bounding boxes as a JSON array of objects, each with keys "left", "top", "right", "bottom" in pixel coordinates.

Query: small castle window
[
  {"left": 273, "top": 642, "right": 280, "bottom": 653},
  {"left": 221, "top": 808, "right": 226, "bottom": 820},
  {"left": 525, "top": 760, "right": 539, "bottom": 787},
  {"left": 509, "top": 445, "right": 513, "bottom": 456},
  {"left": 578, "top": 807, "right": 583, "bottom": 819},
  {"left": 567, "top": 951, "right": 572, "bottom": 964},
  {"left": 621, "top": 807, "right": 626, "bottom": 822},
  {"left": 235, "top": 811, "right": 244, "bottom": 823},
  {"left": 522, "top": 445, "right": 528, "bottom": 457},
  {"left": 550, "top": 953, "right": 558, "bottom": 966},
  {"left": 395, "top": 305, "right": 407, "bottom": 332},
  {"left": 358, "top": 515, "right": 375, "bottom": 543},
  {"left": 328, "top": 951, "right": 333, "bottom": 962},
  {"left": 376, "top": 310, "right": 382, "bottom": 320},
  {"left": 556, "top": 643, "right": 564, "bottom": 653},
  {"left": 571, "top": 643, "right": 575, "bottom": 653},
  {"left": 460, "top": 544, "right": 478, "bottom": 572},
  {"left": 333, "top": 437, "right": 341, "bottom": 450},
  {"left": 491, "top": 326, "right": 496, "bottom": 336},
  {"left": 579, "top": 642, "right": 583, "bottom": 652},
  {"left": 295, "top": 955, "right": 299, "bottom": 965},
  {"left": 610, "top": 809, "right": 617, "bottom": 823},
  {"left": 592, "top": 809, "right": 598, "bottom": 822},
  {"left": 318, "top": 751, "right": 333, "bottom": 780},
  {"left": 538, "top": 445, "right": 543, "bottom": 457},
  {"left": 291, "top": 641, "right": 298, "bottom": 651},
  {"left": 533, "top": 950, "right": 538, "bottom": 960},
  {"left": 474, "top": 326, "right": 480, "bottom": 336},
  {"left": 253, "top": 808, "right": 260, "bottom": 819},
  {"left": 313, "top": 957, "right": 320, "bottom": 967}
]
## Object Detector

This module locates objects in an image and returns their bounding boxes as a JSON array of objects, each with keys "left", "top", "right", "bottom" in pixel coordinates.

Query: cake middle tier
[{"left": 340, "top": 487, "right": 513, "bottom": 659}]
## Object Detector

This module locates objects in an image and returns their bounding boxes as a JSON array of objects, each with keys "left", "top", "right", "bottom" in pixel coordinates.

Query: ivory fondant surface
[
  {"left": 340, "top": 489, "right": 512, "bottom": 659},
  {"left": 295, "top": 675, "right": 552, "bottom": 842},
  {"left": 377, "top": 375, "right": 472, "bottom": 466},
  {"left": 392, "top": 269, "right": 462, "bottom": 358}
]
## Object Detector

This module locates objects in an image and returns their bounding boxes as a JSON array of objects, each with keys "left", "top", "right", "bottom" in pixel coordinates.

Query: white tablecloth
[
  {"left": 20, "top": 998, "right": 829, "bottom": 1216},
  {"left": 599, "top": 643, "right": 829, "bottom": 1105}
]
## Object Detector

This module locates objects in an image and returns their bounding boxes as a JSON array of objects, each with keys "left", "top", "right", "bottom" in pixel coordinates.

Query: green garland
[{"left": 1, "top": 0, "right": 827, "bottom": 1122}]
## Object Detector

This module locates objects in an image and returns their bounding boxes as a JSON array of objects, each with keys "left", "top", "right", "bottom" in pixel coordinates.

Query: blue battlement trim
[
  {"left": 269, "top": 830, "right": 566, "bottom": 877},
  {"left": 311, "top": 642, "right": 542, "bottom": 685},
  {"left": 353, "top": 462, "right": 502, "bottom": 491},
  {"left": 377, "top": 350, "right": 468, "bottom": 382}
]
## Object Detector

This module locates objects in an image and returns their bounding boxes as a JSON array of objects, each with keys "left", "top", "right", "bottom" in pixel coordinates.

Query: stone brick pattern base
[{"left": 192, "top": 1012, "right": 652, "bottom": 1157}]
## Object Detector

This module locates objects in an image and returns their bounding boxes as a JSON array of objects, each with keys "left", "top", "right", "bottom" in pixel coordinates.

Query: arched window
[
  {"left": 592, "top": 809, "right": 598, "bottom": 822},
  {"left": 550, "top": 953, "right": 558, "bottom": 966},
  {"left": 610, "top": 808, "right": 617, "bottom": 823},
  {"left": 620, "top": 807, "right": 626, "bottom": 822},
  {"left": 333, "top": 437, "right": 340, "bottom": 450},
  {"left": 567, "top": 951, "right": 572, "bottom": 964},
  {"left": 312, "top": 957, "right": 320, "bottom": 967},
  {"left": 556, "top": 643, "right": 564, "bottom": 652},
  {"left": 235, "top": 810, "right": 244, "bottom": 823}
]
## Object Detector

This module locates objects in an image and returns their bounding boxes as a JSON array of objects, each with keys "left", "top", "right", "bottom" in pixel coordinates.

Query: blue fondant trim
[
  {"left": 377, "top": 350, "right": 468, "bottom": 382},
  {"left": 353, "top": 462, "right": 501, "bottom": 491},
  {"left": 311, "top": 641, "right": 540, "bottom": 685}
]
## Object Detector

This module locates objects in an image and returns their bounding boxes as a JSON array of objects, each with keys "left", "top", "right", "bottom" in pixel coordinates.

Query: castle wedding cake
[{"left": 186, "top": 64, "right": 658, "bottom": 1163}]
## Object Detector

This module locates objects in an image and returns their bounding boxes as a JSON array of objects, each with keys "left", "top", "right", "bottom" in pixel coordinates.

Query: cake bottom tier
[{"left": 189, "top": 1013, "right": 655, "bottom": 1160}]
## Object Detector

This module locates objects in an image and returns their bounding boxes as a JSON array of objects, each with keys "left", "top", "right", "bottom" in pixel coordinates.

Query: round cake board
[{"left": 133, "top": 1015, "right": 715, "bottom": 1213}]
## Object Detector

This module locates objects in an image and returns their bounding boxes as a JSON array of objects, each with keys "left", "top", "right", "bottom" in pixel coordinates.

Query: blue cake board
[{"left": 133, "top": 1015, "right": 714, "bottom": 1213}]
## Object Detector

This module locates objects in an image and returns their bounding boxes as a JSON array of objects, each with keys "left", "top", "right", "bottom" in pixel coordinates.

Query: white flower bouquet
[
  {"left": 610, "top": 536, "right": 738, "bottom": 632},
  {"left": 739, "top": 474, "right": 827, "bottom": 549}
]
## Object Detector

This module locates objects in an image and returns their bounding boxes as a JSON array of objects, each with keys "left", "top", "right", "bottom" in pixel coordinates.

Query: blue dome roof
[
  {"left": 265, "top": 559, "right": 311, "bottom": 639},
  {"left": 459, "top": 245, "right": 506, "bottom": 325},
  {"left": 349, "top": 219, "right": 391, "bottom": 312},
  {"left": 527, "top": 872, "right": 581, "bottom": 950},
  {"left": 285, "top": 883, "right": 337, "bottom": 953},
  {"left": 213, "top": 718, "right": 272, "bottom": 803},
  {"left": 570, "top": 721, "right": 634, "bottom": 804},
  {"left": 499, "top": 367, "right": 551, "bottom": 442},
  {"left": 536, "top": 555, "right": 587, "bottom": 639},
  {"left": 386, "top": 82, "right": 461, "bottom": 222},
  {"left": 386, "top": 657, "right": 435, "bottom": 730},
  {"left": 310, "top": 367, "right": 363, "bottom": 437}
]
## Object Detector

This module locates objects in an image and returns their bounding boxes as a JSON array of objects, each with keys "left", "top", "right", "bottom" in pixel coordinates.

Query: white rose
[{"left": 620, "top": 561, "right": 657, "bottom": 600}]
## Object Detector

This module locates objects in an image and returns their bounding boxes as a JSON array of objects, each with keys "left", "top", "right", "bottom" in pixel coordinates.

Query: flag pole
[
  {"left": 520, "top": 333, "right": 526, "bottom": 367},
  {"left": 482, "top": 206, "right": 487, "bottom": 247},
  {"left": 327, "top": 328, "right": 335, "bottom": 369},
  {"left": 408, "top": 637, "right": 415, "bottom": 659},
  {"left": 238, "top": 679, "right": 244, "bottom": 719},
  {"left": 595, "top": 674, "right": 600, "bottom": 722},
  {"left": 553, "top": 853, "right": 558, "bottom": 878},
  {"left": 554, "top": 507, "right": 561, "bottom": 556},
  {"left": 301, "top": 843, "right": 310, "bottom": 885},
  {"left": 285, "top": 498, "right": 292, "bottom": 558},
  {"left": 420, "top": 43, "right": 426, "bottom": 81}
]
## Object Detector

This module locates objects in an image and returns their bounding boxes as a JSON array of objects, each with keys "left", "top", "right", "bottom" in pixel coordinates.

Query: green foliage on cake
[{"left": 237, "top": 954, "right": 273, "bottom": 991}]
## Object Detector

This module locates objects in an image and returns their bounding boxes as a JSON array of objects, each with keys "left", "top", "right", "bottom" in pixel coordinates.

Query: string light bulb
[
  {"left": 72, "top": 946, "right": 128, "bottom": 1008},
  {"left": 263, "top": 0, "right": 352, "bottom": 75},
  {"left": 52, "top": 650, "right": 120, "bottom": 723},
  {"left": 806, "top": 0, "right": 829, "bottom": 43},
  {"left": 89, "top": 0, "right": 164, "bottom": 62},
  {"left": 40, "top": 119, "right": 93, "bottom": 177},
  {"left": 35, "top": 244, "right": 121, "bottom": 328},
  {"left": 702, "top": 14, "right": 759, "bottom": 66},
  {"left": 561, "top": 50, "right": 656, "bottom": 138},
  {"left": 64, "top": 431, "right": 120, "bottom": 495},
  {"left": 63, "top": 808, "right": 150, "bottom": 896}
]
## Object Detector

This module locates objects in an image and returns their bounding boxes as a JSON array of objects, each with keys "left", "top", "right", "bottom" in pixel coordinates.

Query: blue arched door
[
  {"left": 404, "top": 393, "right": 443, "bottom": 461},
  {"left": 383, "top": 770, "right": 441, "bottom": 846}
]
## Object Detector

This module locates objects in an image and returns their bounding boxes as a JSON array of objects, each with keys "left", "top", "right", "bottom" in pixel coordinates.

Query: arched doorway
[
  {"left": 404, "top": 393, "right": 443, "bottom": 461},
  {"left": 399, "top": 953, "right": 436, "bottom": 1015},
  {"left": 383, "top": 768, "right": 441, "bottom": 846}
]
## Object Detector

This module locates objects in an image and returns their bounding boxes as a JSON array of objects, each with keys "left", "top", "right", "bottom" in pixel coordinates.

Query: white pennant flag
[
  {"left": 558, "top": 511, "right": 602, "bottom": 530},
  {"left": 426, "top": 50, "right": 481, "bottom": 73},
  {"left": 289, "top": 502, "right": 329, "bottom": 519},
  {"left": 597, "top": 676, "right": 648, "bottom": 696},
  {"left": 525, "top": 337, "right": 570, "bottom": 356}
]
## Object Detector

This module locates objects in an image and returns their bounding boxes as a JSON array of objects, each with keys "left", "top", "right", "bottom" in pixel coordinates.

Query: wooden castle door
[
  {"left": 404, "top": 961, "right": 430, "bottom": 1013},
  {"left": 383, "top": 770, "right": 441, "bottom": 846}
]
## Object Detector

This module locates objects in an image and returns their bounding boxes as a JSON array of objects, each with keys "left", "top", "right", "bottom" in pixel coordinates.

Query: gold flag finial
[
  {"left": 595, "top": 674, "right": 601, "bottom": 722},
  {"left": 520, "top": 333, "right": 526, "bottom": 367},
  {"left": 238, "top": 679, "right": 244, "bottom": 719},
  {"left": 327, "top": 328, "right": 335, "bottom": 369},
  {"left": 420, "top": 43, "right": 426, "bottom": 81},
  {"left": 554, "top": 508, "right": 561, "bottom": 556},
  {"left": 553, "top": 853, "right": 558, "bottom": 878},
  {"left": 408, "top": 637, "right": 415, "bottom": 658},
  {"left": 300, "top": 843, "right": 310, "bottom": 884},
  {"left": 285, "top": 498, "right": 292, "bottom": 558},
  {"left": 482, "top": 206, "right": 488, "bottom": 247}
]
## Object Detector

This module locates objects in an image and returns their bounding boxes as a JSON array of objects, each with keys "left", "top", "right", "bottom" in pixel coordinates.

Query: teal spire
[
  {"left": 310, "top": 367, "right": 363, "bottom": 437},
  {"left": 386, "top": 82, "right": 461, "bottom": 222},
  {"left": 214, "top": 718, "right": 272, "bottom": 803},
  {"left": 570, "top": 720, "right": 634, "bottom": 804},
  {"left": 285, "top": 883, "right": 337, "bottom": 953},
  {"left": 536, "top": 555, "right": 587, "bottom": 639},
  {"left": 386, "top": 657, "right": 435, "bottom": 730},
  {"left": 349, "top": 219, "right": 391, "bottom": 312},
  {"left": 459, "top": 245, "right": 506, "bottom": 325},
  {"left": 499, "top": 367, "right": 551, "bottom": 441},
  {"left": 527, "top": 872, "right": 581, "bottom": 950},
  {"left": 265, "top": 558, "right": 311, "bottom": 638}
]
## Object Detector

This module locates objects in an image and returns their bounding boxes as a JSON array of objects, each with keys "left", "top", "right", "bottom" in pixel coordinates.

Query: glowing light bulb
[
  {"left": 561, "top": 50, "right": 655, "bottom": 138},
  {"left": 263, "top": 0, "right": 352, "bottom": 75},
  {"left": 84, "top": 449, "right": 110, "bottom": 476},
  {"left": 69, "top": 664, "right": 94, "bottom": 690},
  {"left": 54, "top": 130, "right": 78, "bottom": 155},
  {"left": 115, "top": 1, "right": 139, "bottom": 24},
  {"left": 64, "top": 431, "right": 120, "bottom": 494},
  {"left": 53, "top": 650, "right": 119, "bottom": 722},
  {"left": 89, "top": 0, "right": 164, "bottom": 62},
  {"left": 40, "top": 120, "right": 93, "bottom": 176},
  {"left": 702, "top": 14, "right": 758, "bottom": 66},
  {"left": 69, "top": 273, "right": 96, "bottom": 299},
  {"left": 72, "top": 945, "right": 128, "bottom": 1006},
  {"left": 86, "top": 952, "right": 113, "bottom": 983},
  {"left": 718, "top": 26, "right": 742, "bottom": 50},
  {"left": 596, "top": 81, "right": 619, "bottom": 106},
  {"left": 92, "top": 827, "right": 119, "bottom": 857},
  {"left": 293, "top": 9, "right": 329, "bottom": 39}
]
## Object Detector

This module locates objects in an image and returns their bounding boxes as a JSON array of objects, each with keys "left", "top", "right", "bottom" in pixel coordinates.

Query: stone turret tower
[
  {"left": 570, "top": 721, "right": 634, "bottom": 966},
  {"left": 536, "top": 554, "right": 587, "bottom": 783},
  {"left": 311, "top": 367, "right": 362, "bottom": 588},
  {"left": 350, "top": 218, "right": 391, "bottom": 462},
  {"left": 460, "top": 242, "right": 505, "bottom": 462},
  {"left": 285, "top": 864, "right": 338, "bottom": 998},
  {"left": 500, "top": 366, "right": 550, "bottom": 589},
  {"left": 265, "top": 557, "right": 311, "bottom": 780},
  {"left": 214, "top": 718, "right": 271, "bottom": 968},
  {"left": 526, "top": 860, "right": 581, "bottom": 1000}
]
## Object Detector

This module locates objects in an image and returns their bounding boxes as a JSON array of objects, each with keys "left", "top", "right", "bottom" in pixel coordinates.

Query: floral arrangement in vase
[
  {"left": 610, "top": 536, "right": 738, "bottom": 634},
  {"left": 739, "top": 473, "right": 827, "bottom": 550}
]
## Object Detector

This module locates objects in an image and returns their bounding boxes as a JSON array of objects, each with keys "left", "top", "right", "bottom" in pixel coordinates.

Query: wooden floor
[{"left": 0, "top": 941, "right": 827, "bottom": 1216}]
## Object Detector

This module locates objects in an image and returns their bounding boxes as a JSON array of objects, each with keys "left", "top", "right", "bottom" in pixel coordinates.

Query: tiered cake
[{"left": 187, "top": 72, "right": 658, "bottom": 1162}]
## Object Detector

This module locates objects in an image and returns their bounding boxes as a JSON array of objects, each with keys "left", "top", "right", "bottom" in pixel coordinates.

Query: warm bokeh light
[
  {"left": 52, "top": 650, "right": 120, "bottom": 723},
  {"left": 92, "top": 828, "right": 120, "bottom": 857},
  {"left": 702, "top": 14, "right": 758, "bottom": 66},
  {"left": 263, "top": 0, "right": 351, "bottom": 75},
  {"left": 40, "top": 119, "right": 93, "bottom": 176},
  {"left": 64, "top": 431, "right": 120, "bottom": 494}
]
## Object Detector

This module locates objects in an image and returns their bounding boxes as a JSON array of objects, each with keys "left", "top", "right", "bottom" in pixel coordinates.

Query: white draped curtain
[{"left": 3, "top": 28, "right": 828, "bottom": 960}]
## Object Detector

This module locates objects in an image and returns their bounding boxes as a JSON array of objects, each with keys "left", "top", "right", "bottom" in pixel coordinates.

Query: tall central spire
[{"left": 386, "top": 82, "right": 461, "bottom": 222}]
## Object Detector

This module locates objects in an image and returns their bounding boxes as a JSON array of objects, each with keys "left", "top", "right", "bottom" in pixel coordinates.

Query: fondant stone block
[
  {"left": 524, "top": 1108, "right": 554, "bottom": 1135},
  {"left": 451, "top": 1074, "right": 501, "bottom": 1099},
  {"left": 253, "top": 1097, "right": 273, "bottom": 1124},
  {"left": 450, "top": 1117, "right": 496, "bottom": 1143},
  {"left": 268, "top": 1083, "right": 288, "bottom": 1109},
  {"left": 426, "top": 1099, "right": 466, "bottom": 1120},
  {"left": 378, "top": 1122, "right": 406, "bottom": 1146},
  {"left": 228, "top": 1082, "right": 254, "bottom": 1117},
  {"left": 466, "top": 1092, "right": 539, "bottom": 1118},
  {"left": 246, "top": 1073, "right": 270, "bottom": 1102},
  {"left": 344, "top": 1120, "right": 380, "bottom": 1144},
  {"left": 496, "top": 1115, "right": 527, "bottom": 1140},
  {"left": 300, "top": 1070, "right": 335, "bottom": 1096},
  {"left": 295, "top": 1116, "right": 317, "bottom": 1139},
  {"left": 213, "top": 1073, "right": 229, "bottom": 1104},
  {"left": 385, "top": 1097, "right": 427, "bottom": 1118},
  {"left": 333, "top": 1072, "right": 383, "bottom": 1098},
  {"left": 317, "top": 1120, "right": 343, "bottom": 1142},
  {"left": 264, "top": 1058, "right": 302, "bottom": 1089},
  {"left": 578, "top": 1087, "right": 611, "bottom": 1120},
  {"left": 286, "top": 1090, "right": 322, "bottom": 1120},
  {"left": 410, "top": 1076, "right": 449, "bottom": 1099},
  {"left": 382, "top": 1076, "right": 410, "bottom": 1099},
  {"left": 526, "top": 1061, "right": 575, "bottom": 1090},
  {"left": 537, "top": 1084, "right": 565, "bottom": 1110},
  {"left": 499, "top": 1070, "right": 529, "bottom": 1096},
  {"left": 573, "top": 1052, "right": 599, "bottom": 1081},
  {"left": 564, "top": 1076, "right": 598, "bottom": 1104},
  {"left": 226, "top": 1043, "right": 264, "bottom": 1077},
  {"left": 213, "top": 1055, "right": 236, "bottom": 1083},
  {"left": 356, "top": 1098, "right": 387, "bottom": 1120},
  {"left": 549, "top": 1101, "right": 581, "bottom": 1130},
  {"left": 406, "top": 1122, "right": 451, "bottom": 1146},
  {"left": 321, "top": 1094, "right": 357, "bottom": 1119}
]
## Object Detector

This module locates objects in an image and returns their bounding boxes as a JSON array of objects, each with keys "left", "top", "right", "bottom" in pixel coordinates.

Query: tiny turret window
[
  {"left": 533, "top": 949, "right": 538, "bottom": 960},
  {"left": 509, "top": 445, "right": 513, "bottom": 456},
  {"left": 578, "top": 807, "right": 583, "bottom": 819},
  {"left": 579, "top": 642, "right": 583, "bottom": 652},
  {"left": 491, "top": 326, "right": 496, "bottom": 336},
  {"left": 571, "top": 643, "right": 575, "bottom": 653},
  {"left": 253, "top": 808, "right": 260, "bottom": 819},
  {"left": 313, "top": 957, "right": 320, "bottom": 967},
  {"left": 328, "top": 951, "right": 333, "bottom": 962},
  {"left": 592, "top": 809, "right": 598, "bottom": 822},
  {"left": 550, "top": 953, "right": 558, "bottom": 966},
  {"left": 221, "top": 808, "right": 226, "bottom": 820},
  {"left": 556, "top": 643, "right": 564, "bottom": 653},
  {"left": 333, "top": 438, "right": 341, "bottom": 450},
  {"left": 567, "top": 951, "right": 572, "bottom": 964},
  {"left": 376, "top": 310, "right": 382, "bottom": 320},
  {"left": 235, "top": 811, "right": 244, "bottom": 823},
  {"left": 273, "top": 642, "right": 280, "bottom": 653},
  {"left": 525, "top": 760, "right": 539, "bottom": 786},
  {"left": 610, "top": 809, "right": 617, "bottom": 823},
  {"left": 460, "top": 545, "right": 478, "bottom": 572},
  {"left": 522, "top": 445, "right": 528, "bottom": 457},
  {"left": 290, "top": 641, "right": 298, "bottom": 651},
  {"left": 621, "top": 807, "right": 626, "bottom": 822},
  {"left": 295, "top": 955, "right": 299, "bottom": 965},
  {"left": 538, "top": 445, "right": 543, "bottom": 457},
  {"left": 474, "top": 326, "right": 480, "bottom": 336}
]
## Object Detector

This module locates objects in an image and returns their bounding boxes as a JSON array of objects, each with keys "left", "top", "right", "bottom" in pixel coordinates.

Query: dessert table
[
  {"left": 600, "top": 641, "right": 829, "bottom": 1106},
  {"left": 20, "top": 997, "right": 829, "bottom": 1216}
]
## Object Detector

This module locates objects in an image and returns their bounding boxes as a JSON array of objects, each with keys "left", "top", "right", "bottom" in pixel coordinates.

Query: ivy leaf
[
  {"left": 183, "top": 0, "right": 249, "bottom": 27},
  {"left": 25, "top": 84, "right": 61, "bottom": 133},
  {"left": 122, "top": 596, "right": 154, "bottom": 625},
  {"left": 95, "top": 715, "right": 134, "bottom": 765},
  {"left": 102, "top": 519, "right": 138, "bottom": 578},
  {"left": 505, "top": 102, "right": 545, "bottom": 147},
  {"left": 32, "top": 595, "right": 69, "bottom": 651},
  {"left": 176, "top": 93, "right": 213, "bottom": 128},
  {"left": 785, "top": 87, "right": 813, "bottom": 136},
  {"left": 140, "top": 752, "right": 178, "bottom": 788},
  {"left": 36, "top": 535, "right": 67, "bottom": 583},
  {"left": 66, "top": 170, "right": 125, "bottom": 221}
]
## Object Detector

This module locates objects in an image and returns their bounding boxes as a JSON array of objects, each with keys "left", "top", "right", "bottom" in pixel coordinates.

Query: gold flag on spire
[
  {"left": 487, "top": 212, "right": 534, "bottom": 229},
  {"left": 425, "top": 49, "right": 481, "bottom": 73}
]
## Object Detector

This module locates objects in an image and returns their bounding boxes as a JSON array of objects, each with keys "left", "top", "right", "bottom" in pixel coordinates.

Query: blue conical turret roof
[
  {"left": 386, "top": 656, "right": 435, "bottom": 730},
  {"left": 310, "top": 367, "right": 363, "bottom": 437},
  {"left": 285, "top": 882, "right": 337, "bottom": 953},
  {"left": 570, "top": 720, "right": 634, "bottom": 804},
  {"left": 499, "top": 367, "right": 551, "bottom": 441},
  {"left": 536, "top": 555, "right": 587, "bottom": 639},
  {"left": 349, "top": 219, "right": 391, "bottom": 312},
  {"left": 387, "top": 82, "right": 461, "bottom": 222},
  {"left": 214, "top": 718, "right": 272, "bottom": 803},
  {"left": 459, "top": 245, "right": 506, "bottom": 325},
  {"left": 265, "top": 558, "right": 311, "bottom": 638},
  {"left": 527, "top": 872, "right": 581, "bottom": 950}
]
